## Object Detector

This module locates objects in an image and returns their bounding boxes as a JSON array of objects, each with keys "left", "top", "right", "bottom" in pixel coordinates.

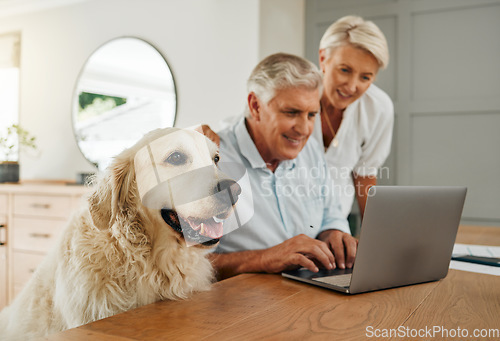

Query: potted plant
[{"left": 0, "top": 124, "right": 37, "bottom": 183}]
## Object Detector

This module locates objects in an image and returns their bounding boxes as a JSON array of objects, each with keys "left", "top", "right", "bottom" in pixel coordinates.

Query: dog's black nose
[{"left": 216, "top": 179, "right": 241, "bottom": 205}]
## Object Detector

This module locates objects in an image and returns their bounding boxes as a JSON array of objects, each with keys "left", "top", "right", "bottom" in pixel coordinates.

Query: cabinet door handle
[
  {"left": 29, "top": 233, "right": 51, "bottom": 239},
  {"left": 0, "top": 224, "right": 5, "bottom": 245},
  {"left": 31, "top": 203, "right": 51, "bottom": 209}
]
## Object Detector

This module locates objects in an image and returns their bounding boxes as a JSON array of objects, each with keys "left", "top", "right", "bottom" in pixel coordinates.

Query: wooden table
[{"left": 45, "top": 226, "right": 500, "bottom": 340}]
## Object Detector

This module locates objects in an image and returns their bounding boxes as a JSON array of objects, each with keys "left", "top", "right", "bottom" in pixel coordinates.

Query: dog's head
[{"left": 88, "top": 127, "right": 240, "bottom": 248}]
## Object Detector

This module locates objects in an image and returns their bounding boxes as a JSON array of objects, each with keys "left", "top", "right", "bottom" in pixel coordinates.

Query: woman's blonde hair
[{"left": 319, "top": 15, "right": 389, "bottom": 69}]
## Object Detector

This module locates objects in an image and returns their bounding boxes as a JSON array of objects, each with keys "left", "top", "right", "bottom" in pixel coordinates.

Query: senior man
[{"left": 208, "top": 53, "right": 357, "bottom": 280}]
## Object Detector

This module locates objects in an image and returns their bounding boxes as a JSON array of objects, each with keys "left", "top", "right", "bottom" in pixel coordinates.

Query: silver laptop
[{"left": 282, "top": 186, "right": 467, "bottom": 294}]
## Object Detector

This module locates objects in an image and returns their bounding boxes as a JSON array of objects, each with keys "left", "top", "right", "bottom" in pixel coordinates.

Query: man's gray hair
[{"left": 246, "top": 53, "right": 323, "bottom": 114}]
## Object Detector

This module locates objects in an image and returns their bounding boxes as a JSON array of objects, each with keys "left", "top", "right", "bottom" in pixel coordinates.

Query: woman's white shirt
[{"left": 311, "top": 84, "right": 394, "bottom": 217}]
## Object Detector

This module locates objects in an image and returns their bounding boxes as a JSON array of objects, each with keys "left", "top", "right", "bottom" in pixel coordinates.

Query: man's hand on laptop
[
  {"left": 317, "top": 229, "right": 358, "bottom": 269},
  {"left": 259, "top": 234, "right": 336, "bottom": 273}
]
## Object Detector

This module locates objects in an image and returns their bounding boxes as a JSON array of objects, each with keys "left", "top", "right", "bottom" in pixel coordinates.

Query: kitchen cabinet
[{"left": 0, "top": 183, "right": 90, "bottom": 304}]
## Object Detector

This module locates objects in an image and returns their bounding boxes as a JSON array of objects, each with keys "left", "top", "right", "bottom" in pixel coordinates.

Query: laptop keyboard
[{"left": 312, "top": 274, "right": 352, "bottom": 287}]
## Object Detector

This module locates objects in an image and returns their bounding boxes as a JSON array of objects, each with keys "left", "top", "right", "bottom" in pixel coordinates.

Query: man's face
[{"left": 249, "top": 86, "right": 320, "bottom": 168}]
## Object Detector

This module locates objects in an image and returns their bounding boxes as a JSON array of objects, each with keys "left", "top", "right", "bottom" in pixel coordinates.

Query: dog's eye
[
  {"left": 214, "top": 155, "right": 220, "bottom": 164},
  {"left": 165, "top": 151, "right": 187, "bottom": 165}
]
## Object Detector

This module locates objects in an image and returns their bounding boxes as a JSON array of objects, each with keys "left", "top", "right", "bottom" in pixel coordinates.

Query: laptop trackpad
[
  {"left": 284, "top": 267, "right": 353, "bottom": 287},
  {"left": 313, "top": 274, "right": 351, "bottom": 287}
]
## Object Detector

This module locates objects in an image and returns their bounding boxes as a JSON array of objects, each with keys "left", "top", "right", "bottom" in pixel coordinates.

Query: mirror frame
[{"left": 71, "top": 36, "right": 178, "bottom": 171}]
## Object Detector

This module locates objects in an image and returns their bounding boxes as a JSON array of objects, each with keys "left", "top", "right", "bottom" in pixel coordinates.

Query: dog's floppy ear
[
  {"left": 109, "top": 155, "right": 137, "bottom": 222},
  {"left": 88, "top": 172, "right": 114, "bottom": 230},
  {"left": 88, "top": 154, "right": 137, "bottom": 230}
]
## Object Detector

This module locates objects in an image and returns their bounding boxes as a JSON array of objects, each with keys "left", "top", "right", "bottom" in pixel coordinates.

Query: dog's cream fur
[{"left": 0, "top": 128, "right": 226, "bottom": 340}]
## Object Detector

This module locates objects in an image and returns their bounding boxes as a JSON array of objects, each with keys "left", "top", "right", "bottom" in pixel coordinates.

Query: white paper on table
[{"left": 449, "top": 243, "right": 500, "bottom": 276}]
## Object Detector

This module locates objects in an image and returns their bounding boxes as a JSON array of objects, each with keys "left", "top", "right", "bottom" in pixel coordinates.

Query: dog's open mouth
[{"left": 160, "top": 208, "right": 224, "bottom": 246}]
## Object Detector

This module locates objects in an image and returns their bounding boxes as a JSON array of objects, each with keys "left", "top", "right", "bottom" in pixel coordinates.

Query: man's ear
[{"left": 247, "top": 92, "right": 261, "bottom": 122}]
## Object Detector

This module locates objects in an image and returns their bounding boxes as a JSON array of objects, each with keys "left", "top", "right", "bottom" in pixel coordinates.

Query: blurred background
[{"left": 0, "top": 0, "right": 498, "bottom": 226}]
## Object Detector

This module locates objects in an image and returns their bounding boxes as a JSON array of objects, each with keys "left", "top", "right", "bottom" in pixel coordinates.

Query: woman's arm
[{"left": 352, "top": 173, "right": 377, "bottom": 218}]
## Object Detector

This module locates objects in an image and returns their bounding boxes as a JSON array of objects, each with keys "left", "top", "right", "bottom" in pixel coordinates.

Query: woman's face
[{"left": 319, "top": 44, "right": 379, "bottom": 110}]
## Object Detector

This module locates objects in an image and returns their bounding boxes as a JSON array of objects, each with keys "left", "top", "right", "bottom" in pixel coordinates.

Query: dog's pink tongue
[
  {"left": 200, "top": 218, "right": 223, "bottom": 239},
  {"left": 187, "top": 218, "right": 223, "bottom": 239}
]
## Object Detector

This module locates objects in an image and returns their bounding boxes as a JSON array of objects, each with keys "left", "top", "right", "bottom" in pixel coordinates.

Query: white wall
[
  {"left": 0, "top": 0, "right": 268, "bottom": 180},
  {"left": 258, "top": 0, "right": 305, "bottom": 59}
]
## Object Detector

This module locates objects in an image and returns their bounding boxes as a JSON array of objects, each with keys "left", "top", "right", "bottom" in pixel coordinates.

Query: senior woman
[{"left": 315, "top": 15, "right": 394, "bottom": 221}]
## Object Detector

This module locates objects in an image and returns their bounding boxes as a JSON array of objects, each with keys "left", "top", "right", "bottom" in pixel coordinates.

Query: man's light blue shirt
[{"left": 215, "top": 117, "right": 350, "bottom": 254}]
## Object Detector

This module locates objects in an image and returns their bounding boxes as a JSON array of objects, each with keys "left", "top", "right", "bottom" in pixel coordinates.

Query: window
[{"left": 0, "top": 33, "right": 20, "bottom": 161}]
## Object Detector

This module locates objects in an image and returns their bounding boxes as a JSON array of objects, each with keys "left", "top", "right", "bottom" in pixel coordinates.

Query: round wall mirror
[{"left": 72, "top": 37, "right": 177, "bottom": 171}]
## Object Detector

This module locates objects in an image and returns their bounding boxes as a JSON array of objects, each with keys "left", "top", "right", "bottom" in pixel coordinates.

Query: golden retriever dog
[{"left": 0, "top": 128, "right": 240, "bottom": 340}]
